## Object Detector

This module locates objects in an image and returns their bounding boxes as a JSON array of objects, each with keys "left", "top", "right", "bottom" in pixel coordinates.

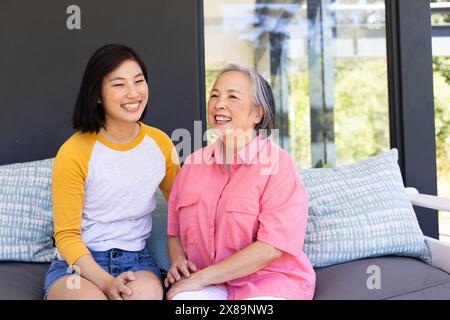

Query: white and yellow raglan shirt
[{"left": 52, "top": 122, "right": 179, "bottom": 266}]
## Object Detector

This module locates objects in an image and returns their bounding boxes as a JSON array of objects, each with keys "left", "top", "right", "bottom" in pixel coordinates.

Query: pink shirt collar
[{"left": 205, "top": 135, "right": 269, "bottom": 165}]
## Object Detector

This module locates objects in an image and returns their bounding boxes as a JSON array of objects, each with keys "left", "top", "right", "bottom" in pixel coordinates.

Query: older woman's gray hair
[{"left": 216, "top": 64, "right": 276, "bottom": 137}]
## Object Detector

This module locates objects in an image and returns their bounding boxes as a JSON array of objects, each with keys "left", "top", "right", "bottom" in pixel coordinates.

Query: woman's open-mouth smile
[{"left": 121, "top": 101, "right": 141, "bottom": 113}]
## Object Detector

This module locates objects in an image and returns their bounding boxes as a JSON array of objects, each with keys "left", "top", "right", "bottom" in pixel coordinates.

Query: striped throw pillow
[
  {"left": 300, "top": 149, "right": 431, "bottom": 268},
  {"left": 0, "top": 158, "right": 55, "bottom": 262}
]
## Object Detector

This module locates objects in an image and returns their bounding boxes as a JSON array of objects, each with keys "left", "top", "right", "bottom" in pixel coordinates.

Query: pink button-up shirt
[{"left": 167, "top": 136, "right": 315, "bottom": 300}]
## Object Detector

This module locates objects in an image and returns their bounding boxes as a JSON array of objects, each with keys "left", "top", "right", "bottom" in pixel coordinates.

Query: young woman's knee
[{"left": 122, "top": 272, "right": 163, "bottom": 300}]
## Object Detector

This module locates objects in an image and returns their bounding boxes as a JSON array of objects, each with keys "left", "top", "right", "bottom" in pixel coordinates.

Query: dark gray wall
[{"left": 0, "top": 0, "right": 204, "bottom": 165}]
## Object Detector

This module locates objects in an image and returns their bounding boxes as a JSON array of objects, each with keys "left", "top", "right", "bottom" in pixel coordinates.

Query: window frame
[{"left": 198, "top": 0, "right": 439, "bottom": 237}]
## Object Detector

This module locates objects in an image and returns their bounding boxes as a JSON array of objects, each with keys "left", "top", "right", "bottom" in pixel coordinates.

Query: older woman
[{"left": 165, "top": 64, "right": 315, "bottom": 300}]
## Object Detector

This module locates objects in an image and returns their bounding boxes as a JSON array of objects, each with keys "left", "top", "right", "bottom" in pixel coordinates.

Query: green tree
[
  {"left": 334, "top": 58, "right": 389, "bottom": 165},
  {"left": 433, "top": 56, "right": 450, "bottom": 197},
  {"left": 287, "top": 58, "right": 389, "bottom": 168}
]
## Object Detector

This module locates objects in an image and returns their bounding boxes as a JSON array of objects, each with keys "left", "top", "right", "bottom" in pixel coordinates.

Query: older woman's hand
[
  {"left": 165, "top": 272, "right": 206, "bottom": 300},
  {"left": 164, "top": 257, "right": 197, "bottom": 288}
]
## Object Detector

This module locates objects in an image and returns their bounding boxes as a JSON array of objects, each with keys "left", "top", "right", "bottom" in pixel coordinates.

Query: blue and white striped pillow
[
  {"left": 0, "top": 158, "right": 55, "bottom": 262},
  {"left": 300, "top": 149, "right": 431, "bottom": 268}
]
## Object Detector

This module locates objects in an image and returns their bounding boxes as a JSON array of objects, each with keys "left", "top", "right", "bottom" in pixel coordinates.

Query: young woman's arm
[
  {"left": 148, "top": 126, "right": 180, "bottom": 201},
  {"left": 167, "top": 236, "right": 187, "bottom": 263},
  {"left": 74, "top": 254, "right": 135, "bottom": 300},
  {"left": 52, "top": 137, "right": 92, "bottom": 266},
  {"left": 52, "top": 136, "right": 134, "bottom": 299},
  {"left": 165, "top": 236, "right": 197, "bottom": 288}
]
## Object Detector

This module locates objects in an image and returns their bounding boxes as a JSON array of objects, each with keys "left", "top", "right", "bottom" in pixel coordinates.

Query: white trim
[
  {"left": 405, "top": 187, "right": 450, "bottom": 212},
  {"left": 431, "top": 3, "right": 450, "bottom": 10},
  {"left": 404, "top": 188, "right": 450, "bottom": 273},
  {"left": 425, "top": 236, "right": 450, "bottom": 274}
]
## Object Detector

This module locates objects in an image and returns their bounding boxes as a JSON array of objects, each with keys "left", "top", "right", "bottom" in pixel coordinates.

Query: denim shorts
[{"left": 43, "top": 247, "right": 162, "bottom": 299}]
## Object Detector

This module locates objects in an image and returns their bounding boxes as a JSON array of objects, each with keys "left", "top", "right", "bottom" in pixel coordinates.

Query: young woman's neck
[{"left": 100, "top": 120, "right": 140, "bottom": 145}]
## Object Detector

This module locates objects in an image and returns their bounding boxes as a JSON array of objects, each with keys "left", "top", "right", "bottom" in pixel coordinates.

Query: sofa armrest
[
  {"left": 425, "top": 236, "right": 450, "bottom": 273},
  {"left": 405, "top": 187, "right": 450, "bottom": 212},
  {"left": 404, "top": 188, "right": 450, "bottom": 273}
]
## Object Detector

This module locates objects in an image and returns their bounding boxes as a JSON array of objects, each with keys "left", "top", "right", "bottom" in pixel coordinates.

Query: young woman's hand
[
  {"left": 103, "top": 271, "right": 136, "bottom": 300},
  {"left": 164, "top": 258, "right": 197, "bottom": 288}
]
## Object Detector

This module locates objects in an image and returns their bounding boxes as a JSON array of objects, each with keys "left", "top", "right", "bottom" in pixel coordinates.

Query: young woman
[
  {"left": 43, "top": 44, "right": 179, "bottom": 300},
  {"left": 165, "top": 64, "right": 315, "bottom": 300}
]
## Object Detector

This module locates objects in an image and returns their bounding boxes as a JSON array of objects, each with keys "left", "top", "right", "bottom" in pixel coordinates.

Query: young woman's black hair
[{"left": 72, "top": 44, "right": 149, "bottom": 133}]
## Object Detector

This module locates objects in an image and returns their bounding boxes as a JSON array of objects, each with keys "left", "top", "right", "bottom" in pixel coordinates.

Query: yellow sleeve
[
  {"left": 143, "top": 125, "right": 180, "bottom": 200},
  {"left": 52, "top": 133, "right": 94, "bottom": 265}
]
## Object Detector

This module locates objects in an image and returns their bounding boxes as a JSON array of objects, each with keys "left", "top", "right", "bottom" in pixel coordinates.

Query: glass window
[
  {"left": 431, "top": 0, "right": 450, "bottom": 242},
  {"left": 204, "top": 0, "right": 390, "bottom": 169}
]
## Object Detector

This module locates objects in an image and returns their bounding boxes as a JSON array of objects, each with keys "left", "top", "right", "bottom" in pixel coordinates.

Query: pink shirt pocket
[
  {"left": 176, "top": 193, "right": 201, "bottom": 247},
  {"left": 224, "top": 196, "right": 260, "bottom": 251}
]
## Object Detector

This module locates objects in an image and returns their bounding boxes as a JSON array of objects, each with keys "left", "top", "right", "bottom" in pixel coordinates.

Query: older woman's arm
[
  {"left": 166, "top": 240, "right": 281, "bottom": 299},
  {"left": 201, "top": 240, "right": 281, "bottom": 283}
]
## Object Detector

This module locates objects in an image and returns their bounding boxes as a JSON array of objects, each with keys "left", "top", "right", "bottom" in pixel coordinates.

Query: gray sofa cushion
[
  {"left": 0, "top": 262, "right": 49, "bottom": 300},
  {"left": 314, "top": 256, "right": 450, "bottom": 300},
  {"left": 1, "top": 256, "right": 450, "bottom": 300}
]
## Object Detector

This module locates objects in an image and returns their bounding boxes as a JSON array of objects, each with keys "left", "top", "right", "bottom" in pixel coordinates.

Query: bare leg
[
  {"left": 46, "top": 276, "right": 108, "bottom": 300},
  {"left": 121, "top": 270, "right": 163, "bottom": 300}
]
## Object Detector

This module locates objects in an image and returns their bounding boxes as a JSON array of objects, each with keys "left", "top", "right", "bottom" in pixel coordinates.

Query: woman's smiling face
[
  {"left": 100, "top": 59, "right": 148, "bottom": 125},
  {"left": 207, "top": 71, "right": 261, "bottom": 138}
]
